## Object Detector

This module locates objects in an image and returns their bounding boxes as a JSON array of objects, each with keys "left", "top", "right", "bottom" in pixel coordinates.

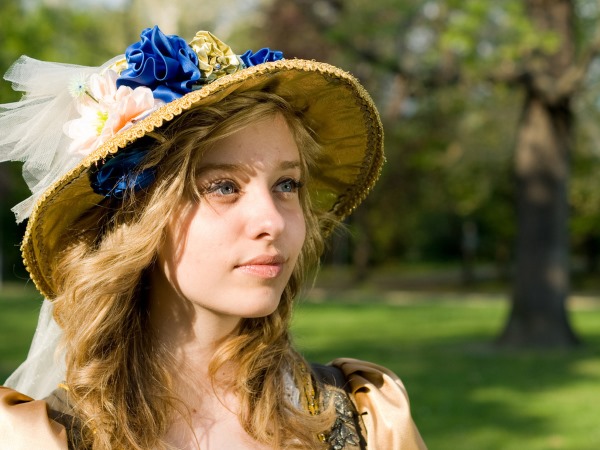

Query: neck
[{"left": 148, "top": 274, "right": 241, "bottom": 388}]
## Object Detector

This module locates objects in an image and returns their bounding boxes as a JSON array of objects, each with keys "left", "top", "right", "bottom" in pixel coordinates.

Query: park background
[{"left": 2, "top": 0, "right": 600, "bottom": 448}]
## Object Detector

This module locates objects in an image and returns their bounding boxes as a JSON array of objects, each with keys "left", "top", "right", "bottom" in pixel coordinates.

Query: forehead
[{"left": 200, "top": 114, "right": 300, "bottom": 167}]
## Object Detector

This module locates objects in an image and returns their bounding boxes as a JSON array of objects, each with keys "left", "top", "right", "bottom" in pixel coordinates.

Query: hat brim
[{"left": 22, "top": 59, "right": 384, "bottom": 299}]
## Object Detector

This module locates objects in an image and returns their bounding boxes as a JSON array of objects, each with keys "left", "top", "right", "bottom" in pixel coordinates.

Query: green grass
[
  {"left": 292, "top": 291, "right": 600, "bottom": 450},
  {"left": 2, "top": 284, "right": 600, "bottom": 449},
  {"left": 0, "top": 283, "right": 42, "bottom": 381}
]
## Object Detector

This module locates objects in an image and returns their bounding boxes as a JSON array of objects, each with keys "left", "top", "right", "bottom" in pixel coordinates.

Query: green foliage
[
  {"left": 0, "top": 1, "right": 130, "bottom": 102},
  {"left": 349, "top": 81, "right": 518, "bottom": 264},
  {"left": 440, "top": 0, "right": 560, "bottom": 75},
  {"left": 574, "top": 0, "right": 600, "bottom": 49}
]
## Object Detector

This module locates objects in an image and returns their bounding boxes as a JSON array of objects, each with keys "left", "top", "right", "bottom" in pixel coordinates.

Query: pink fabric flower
[
  {"left": 63, "top": 70, "right": 157, "bottom": 157},
  {"left": 101, "top": 85, "right": 155, "bottom": 138}
]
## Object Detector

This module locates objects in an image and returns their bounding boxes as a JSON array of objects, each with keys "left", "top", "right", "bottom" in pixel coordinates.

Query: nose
[{"left": 244, "top": 187, "right": 286, "bottom": 240}]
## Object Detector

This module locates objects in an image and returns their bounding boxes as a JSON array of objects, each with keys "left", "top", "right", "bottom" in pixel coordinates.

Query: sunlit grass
[
  {"left": 292, "top": 291, "right": 600, "bottom": 450},
  {"left": 2, "top": 284, "right": 600, "bottom": 449}
]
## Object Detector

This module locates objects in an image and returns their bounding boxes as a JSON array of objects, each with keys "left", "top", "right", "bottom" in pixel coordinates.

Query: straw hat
[{"left": 0, "top": 26, "right": 383, "bottom": 299}]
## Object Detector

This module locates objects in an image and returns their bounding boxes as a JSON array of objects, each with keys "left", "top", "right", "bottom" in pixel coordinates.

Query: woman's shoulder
[
  {"left": 0, "top": 386, "right": 69, "bottom": 449},
  {"left": 0, "top": 385, "right": 83, "bottom": 450},
  {"left": 314, "top": 358, "right": 427, "bottom": 450}
]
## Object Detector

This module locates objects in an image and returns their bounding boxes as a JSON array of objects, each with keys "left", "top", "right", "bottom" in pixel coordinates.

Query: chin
[
  {"left": 238, "top": 294, "right": 282, "bottom": 319},
  {"left": 225, "top": 270, "right": 294, "bottom": 319},
  {"left": 242, "top": 304, "right": 281, "bottom": 319}
]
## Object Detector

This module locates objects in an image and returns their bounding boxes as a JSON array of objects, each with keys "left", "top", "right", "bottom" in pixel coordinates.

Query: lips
[{"left": 235, "top": 254, "right": 286, "bottom": 279}]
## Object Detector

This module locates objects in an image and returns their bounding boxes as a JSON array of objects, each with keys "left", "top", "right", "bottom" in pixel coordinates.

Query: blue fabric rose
[
  {"left": 90, "top": 147, "right": 156, "bottom": 199},
  {"left": 240, "top": 48, "right": 284, "bottom": 67},
  {"left": 117, "top": 26, "right": 201, "bottom": 103}
]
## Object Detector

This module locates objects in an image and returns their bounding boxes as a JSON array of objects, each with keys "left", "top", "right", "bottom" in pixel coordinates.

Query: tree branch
[
  {"left": 485, "top": 62, "right": 526, "bottom": 86},
  {"left": 292, "top": 0, "right": 464, "bottom": 90},
  {"left": 522, "top": 0, "right": 600, "bottom": 104}
]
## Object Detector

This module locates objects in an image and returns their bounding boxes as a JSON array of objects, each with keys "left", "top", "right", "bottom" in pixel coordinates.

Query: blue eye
[
  {"left": 275, "top": 178, "right": 303, "bottom": 193},
  {"left": 206, "top": 180, "right": 238, "bottom": 195}
]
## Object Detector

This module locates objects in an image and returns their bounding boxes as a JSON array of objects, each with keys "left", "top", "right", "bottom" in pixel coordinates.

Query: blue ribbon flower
[
  {"left": 240, "top": 48, "right": 284, "bottom": 67},
  {"left": 96, "top": 29, "right": 285, "bottom": 201},
  {"left": 117, "top": 26, "right": 201, "bottom": 103},
  {"left": 90, "top": 147, "right": 156, "bottom": 199}
]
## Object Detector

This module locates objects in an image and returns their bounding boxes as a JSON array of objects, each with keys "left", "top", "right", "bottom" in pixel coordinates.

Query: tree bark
[
  {"left": 498, "top": 94, "right": 579, "bottom": 347},
  {"left": 498, "top": 0, "right": 580, "bottom": 347}
]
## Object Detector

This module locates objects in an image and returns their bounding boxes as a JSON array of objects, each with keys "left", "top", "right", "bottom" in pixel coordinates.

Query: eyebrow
[
  {"left": 280, "top": 160, "right": 302, "bottom": 170},
  {"left": 197, "top": 160, "right": 302, "bottom": 175}
]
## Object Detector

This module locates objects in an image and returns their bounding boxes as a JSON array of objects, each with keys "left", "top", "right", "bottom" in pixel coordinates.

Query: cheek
[
  {"left": 290, "top": 209, "right": 307, "bottom": 256},
  {"left": 155, "top": 231, "right": 182, "bottom": 288},
  {"left": 156, "top": 207, "right": 201, "bottom": 280}
]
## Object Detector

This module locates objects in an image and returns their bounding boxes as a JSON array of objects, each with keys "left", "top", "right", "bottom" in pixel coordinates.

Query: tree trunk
[
  {"left": 498, "top": 95, "right": 579, "bottom": 347},
  {"left": 498, "top": 0, "right": 580, "bottom": 347}
]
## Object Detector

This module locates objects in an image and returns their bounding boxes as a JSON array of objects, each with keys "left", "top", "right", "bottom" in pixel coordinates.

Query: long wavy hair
[{"left": 52, "top": 90, "right": 337, "bottom": 449}]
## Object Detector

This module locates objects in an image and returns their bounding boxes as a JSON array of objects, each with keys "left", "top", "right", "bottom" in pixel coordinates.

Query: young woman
[{"left": 0, "top": 26, "right": 426, "bottom": 449}]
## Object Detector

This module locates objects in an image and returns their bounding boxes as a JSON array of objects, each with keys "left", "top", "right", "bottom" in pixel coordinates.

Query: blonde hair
[{"left": 52, "top": 91, "right": 336, "bottom": 449}]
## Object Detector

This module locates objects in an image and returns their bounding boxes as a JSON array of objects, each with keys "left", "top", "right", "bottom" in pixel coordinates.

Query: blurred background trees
[
  {"left": 267, "top": 0, "right": 600, "bottom": 348},
  {"left": 3, "top": 0, "right": 600, "bottom": 348}
]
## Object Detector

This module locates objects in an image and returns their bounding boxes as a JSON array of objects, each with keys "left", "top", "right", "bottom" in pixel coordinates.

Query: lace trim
[
  {"left": 320, "top": 388, "right": 362, "bottom": 450},
  {"left": 302, "top": 363, "right": 363, "bottom": 449}
]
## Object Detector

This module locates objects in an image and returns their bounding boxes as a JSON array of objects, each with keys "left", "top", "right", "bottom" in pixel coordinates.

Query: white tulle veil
[
  {"left": 0, "top": 55, "right": 123, "bottom": 222},
  {"left": 1, "top": 56, "right": 119, "bottom": 398},
  {"left": 4, "top": 299, "right": 66, "bottom": 399}
]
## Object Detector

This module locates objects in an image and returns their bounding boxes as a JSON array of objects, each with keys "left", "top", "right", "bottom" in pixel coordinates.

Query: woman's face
[{"left": 152, "top": 114, "right": 307, "bottom": 321}]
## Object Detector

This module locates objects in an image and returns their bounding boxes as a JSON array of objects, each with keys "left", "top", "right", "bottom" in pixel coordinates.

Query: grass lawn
[
  {"left": 293, "top": 290, "right": 600, "bottom": 450},
  {"left": 2, "top": 282, "right": 600, "bottom": 449}
]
